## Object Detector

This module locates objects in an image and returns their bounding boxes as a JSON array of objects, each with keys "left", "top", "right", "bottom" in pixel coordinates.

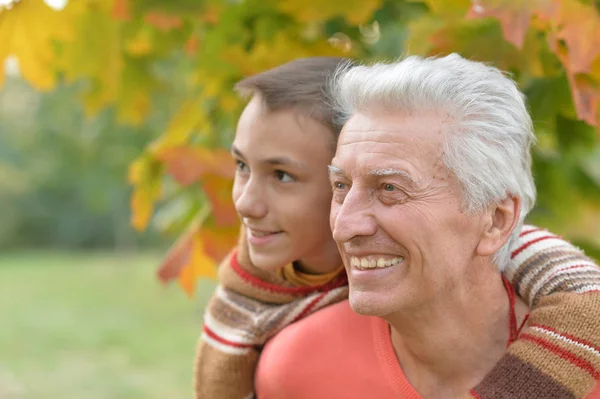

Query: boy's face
[{"left": 231, "top": 96, "right": 341, "bottom": 273}]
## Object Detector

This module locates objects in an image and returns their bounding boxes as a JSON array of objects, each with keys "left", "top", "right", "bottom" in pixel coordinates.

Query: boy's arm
[
  {"left": 194, "top": 249, "right": 348, "bottom": 399},
  {"left": 469, "top": 225, "right": 600, "bottom": 399}
]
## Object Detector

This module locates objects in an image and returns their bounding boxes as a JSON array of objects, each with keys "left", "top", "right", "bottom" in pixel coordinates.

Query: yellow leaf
[
  {"left": 130, "top": 186, "right": 154, "bottom": 231},
  {"left": 58, "top": 0, "right": 122, "bottom": 115},
  {"left": 149, "top": 98, "right": 208, "bottom": 152},
  {"left": 418, "top": 0, "right": 471, "bottom": 19},
  {"left": 126, "top": 28, "right": 153, "bottom": 56},
  {"left": 179, "top": 234, "right": 218, "bottom": 296},
  {"left": 277, "top": 0, "right": 382, "bottom": 25},
  {"left": 0, "top": 0, "right": 75, "bottom": 89}
]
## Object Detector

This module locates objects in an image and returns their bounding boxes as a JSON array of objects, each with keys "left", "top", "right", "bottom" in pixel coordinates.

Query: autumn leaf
[
  {"left": 149, "top": 99, "right": 208, "bottom": 151},
  {"left": 550, "top": 0, "right": 600, "bottom": 75},
  {"left": 178, "top": 233, "right": 218, "bottom": 296},
  {"left": 0, "top": 0, "right": 75, "bottom": 89},
  {"left": 130, "top": 185, "right": 155, "bottom": 231},
  {"left": 547, "top": 32, "right": 600, "bottom": 126},
  {"left": 112, "top": 0, "right": 130, "bottom": 21},
  {"left": 420, "top": 0, "right": 471, "bottom": 19},
  {"left": 157, "top": 227, "right": 194, "bottom": 283},
  {"left": 197, "top": 219, "right": 240, "bottom": 262},
  {"left": 277, "top": 0, "right": 383, "bottom": 24},
  {"left": 202, "top": 175, "right": 237, "bottom": 227},
  {"left": 155, "top": 146, "right": 235, "bottom": 186},
  {"left": 128, "top": 155, "right": 163, "bottom": 231},
  {"left": 144, "top": 11, "right": 183, "bottom": 31},
  {"left": 466, "top": 0, "right": 553, "bottom": 49}
]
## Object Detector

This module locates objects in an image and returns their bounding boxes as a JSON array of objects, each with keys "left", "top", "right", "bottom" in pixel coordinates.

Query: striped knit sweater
[{"left": 195, "top": 225, "right": 600, "bottom": 399}]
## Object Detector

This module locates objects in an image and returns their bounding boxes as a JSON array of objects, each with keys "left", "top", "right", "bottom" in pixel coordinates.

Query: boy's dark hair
[{"left": 235, "top": 57, "right": 352, "bottom": 135}]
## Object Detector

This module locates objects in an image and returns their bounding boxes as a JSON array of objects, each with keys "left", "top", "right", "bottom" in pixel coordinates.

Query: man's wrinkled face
[
  {"left": 231, "top": 96, "right": 340, "bottom": 272},
  {"left": 329, "top": 111, "right": 487, "bottom": 317}
]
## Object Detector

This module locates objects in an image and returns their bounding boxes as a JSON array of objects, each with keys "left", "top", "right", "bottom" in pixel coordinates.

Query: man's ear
[{"left": 476, "top": 196, "right": 521, "bottom": 257}]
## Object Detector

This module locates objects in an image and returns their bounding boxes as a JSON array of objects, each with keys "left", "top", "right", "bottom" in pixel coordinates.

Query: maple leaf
[
  {"left": 149, "top": 99, "right": 209, "bottom": 151},
  {"left": 547, "top": 33, "right": 600, "bottom": 127},
  {"left": 466, "top": 0, "right": 553, "bottom": 49},
  {"left": 155, "top": 146, "right": 235, "bottom": 186},
  {"left": 197, "top": 219, "right": 240, "bottom": 262},
  {"left": 157, "top": 227, "right": 194, "bottom": 283},
  {"left": 202, "top": 175, "right": 238, "bottom": 227},
  {"left": 161, "top": 228, "right": 218, "bottom": 296},
  {"left": 551, "top": 0, "right": 600, "bottom": 74},
  {"left": 0, "top": 0, "right": 75, "bottom": 89}
]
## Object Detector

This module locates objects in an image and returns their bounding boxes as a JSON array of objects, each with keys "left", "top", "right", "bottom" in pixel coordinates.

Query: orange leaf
[
  {"left": 144, "top": 11, "right": 182, "bottom": 32},
  {"left": 157, "top": 228, "right": 194, "bottom": 283},
  {"left": 203, "top": 175, "right": 238, "bottom": 227},
  {"left": 156, "top": 146, "right": 235, "bottom": 186},
  {"left": 185, "top": 35, "right": 200, "bottom": 56},
  {"left": 112, "top": 0, "right": 130, "bottom": 21},
  {"left": 178, "top": 234, "right": 218, "bottom": 296},
  {"left": 552, "top": 0, "right": 600, "bottom": 74},
  {"left": 547, "top": 33, "right": 600, "bottom": 126},
  {"left": 198, "top": 220, "right": 240, "bottom": 262}
]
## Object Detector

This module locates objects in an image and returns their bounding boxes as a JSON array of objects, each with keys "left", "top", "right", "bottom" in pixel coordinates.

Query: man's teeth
[{"left": 350, "top": 256, "right": 404, "bottom": 269}]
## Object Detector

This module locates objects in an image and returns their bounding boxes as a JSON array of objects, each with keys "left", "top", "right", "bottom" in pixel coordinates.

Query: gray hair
[{"left": 330, "top": 54, "right": 537, "bottom": 270}]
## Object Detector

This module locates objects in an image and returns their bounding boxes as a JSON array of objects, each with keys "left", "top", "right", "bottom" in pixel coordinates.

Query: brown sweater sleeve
[
  {"left": 194, "top": 233, "right": 348, "bottom": 399},
  {"left": 468, "top": 225, "right": 600, "bottom": 399}
]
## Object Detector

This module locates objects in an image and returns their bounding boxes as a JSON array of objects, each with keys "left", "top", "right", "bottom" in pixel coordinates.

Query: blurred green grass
[{"left": 0, "top": 252, "right": 216, "bottom": 399}]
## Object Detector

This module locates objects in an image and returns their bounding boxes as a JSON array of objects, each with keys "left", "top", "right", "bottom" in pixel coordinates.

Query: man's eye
[
  {"left": 383, "top": 183, "right": 395, "bottom": 192},
  {"left": 335, "top": 182, "right": 346, "bottom": 190},
  {"left": 235, "top": 160, "right": 249, "bottom": 172},
  {"left": 275, "top": 170, "right": 294, "bottom": 183}
]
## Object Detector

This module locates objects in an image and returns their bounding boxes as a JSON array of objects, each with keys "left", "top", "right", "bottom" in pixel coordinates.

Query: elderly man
[{"left": 254, "top": 54, "right": 600, "bottom": 398}]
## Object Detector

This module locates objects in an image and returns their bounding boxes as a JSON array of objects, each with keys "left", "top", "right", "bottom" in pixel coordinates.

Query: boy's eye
[
  {"left": 235, "top": 160, "right": 249, "bottom": 172},
  {"left": 275, "top": 170, "right": 294, "bottom": 183}
]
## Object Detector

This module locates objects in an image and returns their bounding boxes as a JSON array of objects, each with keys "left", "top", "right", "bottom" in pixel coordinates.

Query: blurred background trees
[{"left": 2, "top": 0, "right": 600, "bottom": 293}]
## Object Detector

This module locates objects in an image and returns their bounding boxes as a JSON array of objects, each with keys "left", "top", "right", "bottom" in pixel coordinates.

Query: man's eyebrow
[
  {"left": 369, "top": 168, "right": 417, "bottom": 186},
  {"left": 328, "top": 165, "right": 345, "bottom": 175}
]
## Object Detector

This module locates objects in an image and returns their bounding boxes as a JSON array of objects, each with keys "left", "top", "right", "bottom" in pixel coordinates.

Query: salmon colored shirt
[{"left": 255, "top": 299, "right": 423, "bottom": 399}]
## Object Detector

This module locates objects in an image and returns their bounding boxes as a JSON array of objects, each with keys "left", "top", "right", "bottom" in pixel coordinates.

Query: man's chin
[{"left": 348, "top": 292, "right": 395, "bottom": 317}]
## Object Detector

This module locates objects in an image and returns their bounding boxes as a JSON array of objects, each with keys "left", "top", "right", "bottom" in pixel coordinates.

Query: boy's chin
[{"left": 248, "top": 250, "right": 288, "bottom": 272}]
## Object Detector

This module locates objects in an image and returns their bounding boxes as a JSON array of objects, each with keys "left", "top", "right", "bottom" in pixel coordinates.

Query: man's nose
[
  {"left": 234, "top": 178, "right": 268, "bottom": 220},
  {"left": 331, "top": 187, "right": 377, "bottom": 243}
]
